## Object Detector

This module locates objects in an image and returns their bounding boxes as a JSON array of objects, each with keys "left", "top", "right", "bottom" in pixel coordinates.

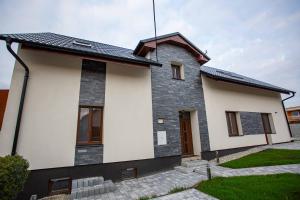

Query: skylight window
[{"left": 72, "top": 40, "right": 92, "bottom": 48}]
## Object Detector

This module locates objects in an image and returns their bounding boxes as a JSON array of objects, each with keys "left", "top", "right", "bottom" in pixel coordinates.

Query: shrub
[{"left": 0, "top": 155, "right": 30, "bottom": 200}]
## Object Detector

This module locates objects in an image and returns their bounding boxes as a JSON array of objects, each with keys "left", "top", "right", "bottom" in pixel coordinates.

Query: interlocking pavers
[
  {"left": 74, "top": 142, "right": 300, "bottom": 199},
  {"left": 153, "top": 189, "right": 217, "bottom": 200}
]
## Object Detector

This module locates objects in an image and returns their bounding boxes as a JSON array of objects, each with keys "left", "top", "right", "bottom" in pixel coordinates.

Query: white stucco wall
[
  {"left": 103, "top": 62, "right": 154, "bottom": 163},
  {"left": 202, "top": 76, "right": 291, "bottom": 151},
  {"left": 0, "top": 48, "right": 82, "bottom": 170},
  {"left": 191, "top": 110, "right": 201, "bottom": 156}
]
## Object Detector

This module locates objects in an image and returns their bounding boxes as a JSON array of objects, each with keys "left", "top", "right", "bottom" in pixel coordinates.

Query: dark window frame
[
  {"left": 226, "top": 111, "right": 240, "bottom": 137},
  {"left": 261, "top": 113, "right": 275, "bottom": 134},
  {"left": 171, "top": 64, "right": 182, "bottom": 80},
  {"left": 76, "top": 106, "right": 103, "bottom": 145}
]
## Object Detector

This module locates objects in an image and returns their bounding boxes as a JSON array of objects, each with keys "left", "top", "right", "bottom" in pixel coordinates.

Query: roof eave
[
  {"left": 133, "top": 41, "right": 143, "bottom": 55},
  {"left": 0, "top": 36, "right": 162, "bottom": 67},
  {"left": 201, "top": 71, "right": 294, "bottom": 95},
  {"left": 176, "top": 32, "right": 210, "bottom": 61}
]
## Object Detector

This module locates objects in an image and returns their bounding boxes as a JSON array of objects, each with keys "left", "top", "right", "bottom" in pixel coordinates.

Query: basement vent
[
  {"left": 48, "top": 177, "right": 72, "bottom": 196},
  {"left": 72, "top": 40, "right": 92, "bottom": 48},
  {"left": 121, "top": 167, "right": 137, "bottom": 180}
]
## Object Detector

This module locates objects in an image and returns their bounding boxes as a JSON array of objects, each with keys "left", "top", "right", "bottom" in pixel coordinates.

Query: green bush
[{"left": 0, "top": 155, "right": 30, "bottom": 200}]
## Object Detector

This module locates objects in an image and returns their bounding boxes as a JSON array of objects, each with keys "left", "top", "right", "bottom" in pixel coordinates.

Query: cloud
[{"left": 0, "top": 0, "right": 299, "bottom": 106}]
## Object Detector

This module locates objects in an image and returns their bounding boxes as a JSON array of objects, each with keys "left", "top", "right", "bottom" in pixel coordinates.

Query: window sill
[
  {"left": 76, "top": 143, "right": 103, "bottom": 147},
  {"left": 229, "top": 134, "right": 244, "bottom": 137},
  {"left": 172, "top": 78, "right": 185, "bottom": 81}
]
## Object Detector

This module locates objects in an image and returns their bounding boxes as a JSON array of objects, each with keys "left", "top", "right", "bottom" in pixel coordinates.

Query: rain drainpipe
[
  {"left": 6, "top": 39, "right": 30, "bottom": 155},
  {"left": 282, "top": 91, "right": 296, "bottom": 138}
]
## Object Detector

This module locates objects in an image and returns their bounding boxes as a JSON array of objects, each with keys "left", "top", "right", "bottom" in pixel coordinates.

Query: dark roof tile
[
  {"left": 0, "top": 32, "right": 161, "bottom": 66},
  {"left": 200, "top": 66, "right": 294, "bottom": 94}
]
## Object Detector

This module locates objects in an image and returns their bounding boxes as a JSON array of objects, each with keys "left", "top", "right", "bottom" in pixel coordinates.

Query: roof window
[{"left": 72, "top": 40, "right": 92, "bottom": 48}]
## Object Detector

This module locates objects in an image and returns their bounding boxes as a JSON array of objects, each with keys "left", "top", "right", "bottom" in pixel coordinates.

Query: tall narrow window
[
  {"left": 261, "top": 113, "right": 272, "bottom": 134},
  {"left": 226, "top": 112, "right": 239, "bottom": 136},
  {"left": 171, "top": 64, "right": 181, "bottom": 80},
  {"left": 77, "top": 106, "right": 103, "bottom": 145}
]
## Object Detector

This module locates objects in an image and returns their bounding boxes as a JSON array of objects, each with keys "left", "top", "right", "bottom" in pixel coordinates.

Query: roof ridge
[{"left": 140, "top": 32, "right": 181, "bottom": 42}]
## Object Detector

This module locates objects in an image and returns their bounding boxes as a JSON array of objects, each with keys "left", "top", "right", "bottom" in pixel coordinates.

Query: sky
[{"left": 0, "top": 0, "right": 299, "bottom": 107}]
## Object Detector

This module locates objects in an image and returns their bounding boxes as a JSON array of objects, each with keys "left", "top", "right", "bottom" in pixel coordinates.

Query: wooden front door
[{"left": 179, "top": 111, "right": 194, "bottom": 156}]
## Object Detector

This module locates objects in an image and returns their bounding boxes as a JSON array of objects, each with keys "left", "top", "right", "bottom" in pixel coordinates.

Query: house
[
  {"left": 286, "top": 106, "right": 300, "bottom": 138},
  {"left": 0, "top": 32, "right": 295, "bottom": 198}
]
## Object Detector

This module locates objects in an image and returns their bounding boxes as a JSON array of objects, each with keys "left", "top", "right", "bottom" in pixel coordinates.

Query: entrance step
[
  {"left": 193, "top": 166, "right": 208, "bottom": 176},
  {"left": 182, "top": 160, "right": 208, "bottom": 168},
  {"left": 174, "top": 166, "right": 194, "bottom": 174},
  {"left": 182, "top": 156, "right": 201, "bottom": 162},
  {"left": 71, "top": 177, "right": 116, "bottom": 199},
  {"left": 175, "top": 159, "right": 209, "bottom": 175}
]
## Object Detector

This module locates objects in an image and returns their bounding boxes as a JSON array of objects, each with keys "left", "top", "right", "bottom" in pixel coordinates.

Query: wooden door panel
[{"left": 179, "top": 111, "right": 194, "bottom": 156}]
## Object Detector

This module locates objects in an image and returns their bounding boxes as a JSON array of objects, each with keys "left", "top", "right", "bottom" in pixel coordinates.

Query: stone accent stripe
[
  {"left": 240, "top": 112, "right": 264, "bottom": 135},
  {"left": 79, "top": 59, "right": 106, "bottom": 106},
  {"left": 150, "top": 44, "right": 210, "bottom": 157},
  {"left": 75, "top": 59, "right": 106, "bottom": 165},
  {"left": 75, "top": 145, "right": 103, "bottom": 165}
]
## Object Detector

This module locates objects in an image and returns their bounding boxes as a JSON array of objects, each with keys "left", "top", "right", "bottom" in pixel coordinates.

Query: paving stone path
[
  {"left": 90, "top": 170, "right": 207, "bottom": 200},
  {"left": 195, "top": 163, "right": 300, "bottom": 178},
  {"left": 73, "top": 142, "right": 300, "bottom": 200},
  {"left": 194, "top": 142, "right": 300, "bottom": 177},
  {"left": 153, "top": 189, "right": 217, "bottom": 200},
  {"left": 213, "top": 141, "right": 300, "bottom": 164},
  {"left": 270, "top": 142, "right": 300, "bottom": 150}
]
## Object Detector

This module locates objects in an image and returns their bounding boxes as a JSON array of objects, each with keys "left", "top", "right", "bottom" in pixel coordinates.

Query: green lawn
[
  {"left": 197, "top": 173, "right": 300, "bottom": 200},
  {"left": 220, "top": 149, "right": 300, "bottom": 169}
]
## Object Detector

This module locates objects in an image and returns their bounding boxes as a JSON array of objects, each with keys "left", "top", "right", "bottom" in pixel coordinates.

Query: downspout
[
  {"left": 5, "top": 39, "right": 30, "bottom": 155},
  {"left": 281, "top": 91, "right": 296, "bottom": 138}
]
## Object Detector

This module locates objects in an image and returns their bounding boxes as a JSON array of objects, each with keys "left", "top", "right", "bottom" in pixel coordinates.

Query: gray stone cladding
[
  {"left": 79, "top": 60, "right": 106, "bottom": 106},
  {"left": 75, "top": 59, "right": 106, "bottom": 165},
  {"left": 150, "top": 44, "right": 210, "bottom": 157},
  {"left": 75, "top": 145, "right": 103, "bottom": 165},
  {"left": 240, "top": 112, "right": 264, "bottom": 135}
]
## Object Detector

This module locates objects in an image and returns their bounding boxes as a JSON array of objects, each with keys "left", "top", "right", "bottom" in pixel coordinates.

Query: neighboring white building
[{"left": 0, "top": 32, "right": 295, "bottom": 199}]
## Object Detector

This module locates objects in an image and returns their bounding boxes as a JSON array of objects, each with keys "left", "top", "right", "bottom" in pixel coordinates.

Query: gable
[{"left": 133, "top": 33, "right": 210, "bottom": 65}]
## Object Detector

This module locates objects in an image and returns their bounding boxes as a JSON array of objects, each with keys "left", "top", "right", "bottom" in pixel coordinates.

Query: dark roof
[
  {"left": 200, "top": 66, "right": 294, "bottom": 94},
  {"left": 0, "top": 32, "right": 162, "bottom": 66},
  {"left": 133, "top": 32, "right": 210, "bottom": 60}
]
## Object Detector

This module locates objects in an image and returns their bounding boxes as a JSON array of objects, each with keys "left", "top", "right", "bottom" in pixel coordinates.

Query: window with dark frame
[
  {"left": 171, "top": 64, "right": 181, "bottom": 80},
  {"left": 77, "top": 106, "right": 103, "bottom": 145},
  {"left": 226, "top": 111, "right": 239, "bottom": 136}
]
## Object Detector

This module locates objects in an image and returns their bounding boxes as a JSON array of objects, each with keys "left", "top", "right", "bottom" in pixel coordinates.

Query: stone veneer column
[
  {"left": 150, "top": 44, "right": 210, "bottom": 157},
  {"left": 75, "top": 59, "right": 106, "bottom": 165}
]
